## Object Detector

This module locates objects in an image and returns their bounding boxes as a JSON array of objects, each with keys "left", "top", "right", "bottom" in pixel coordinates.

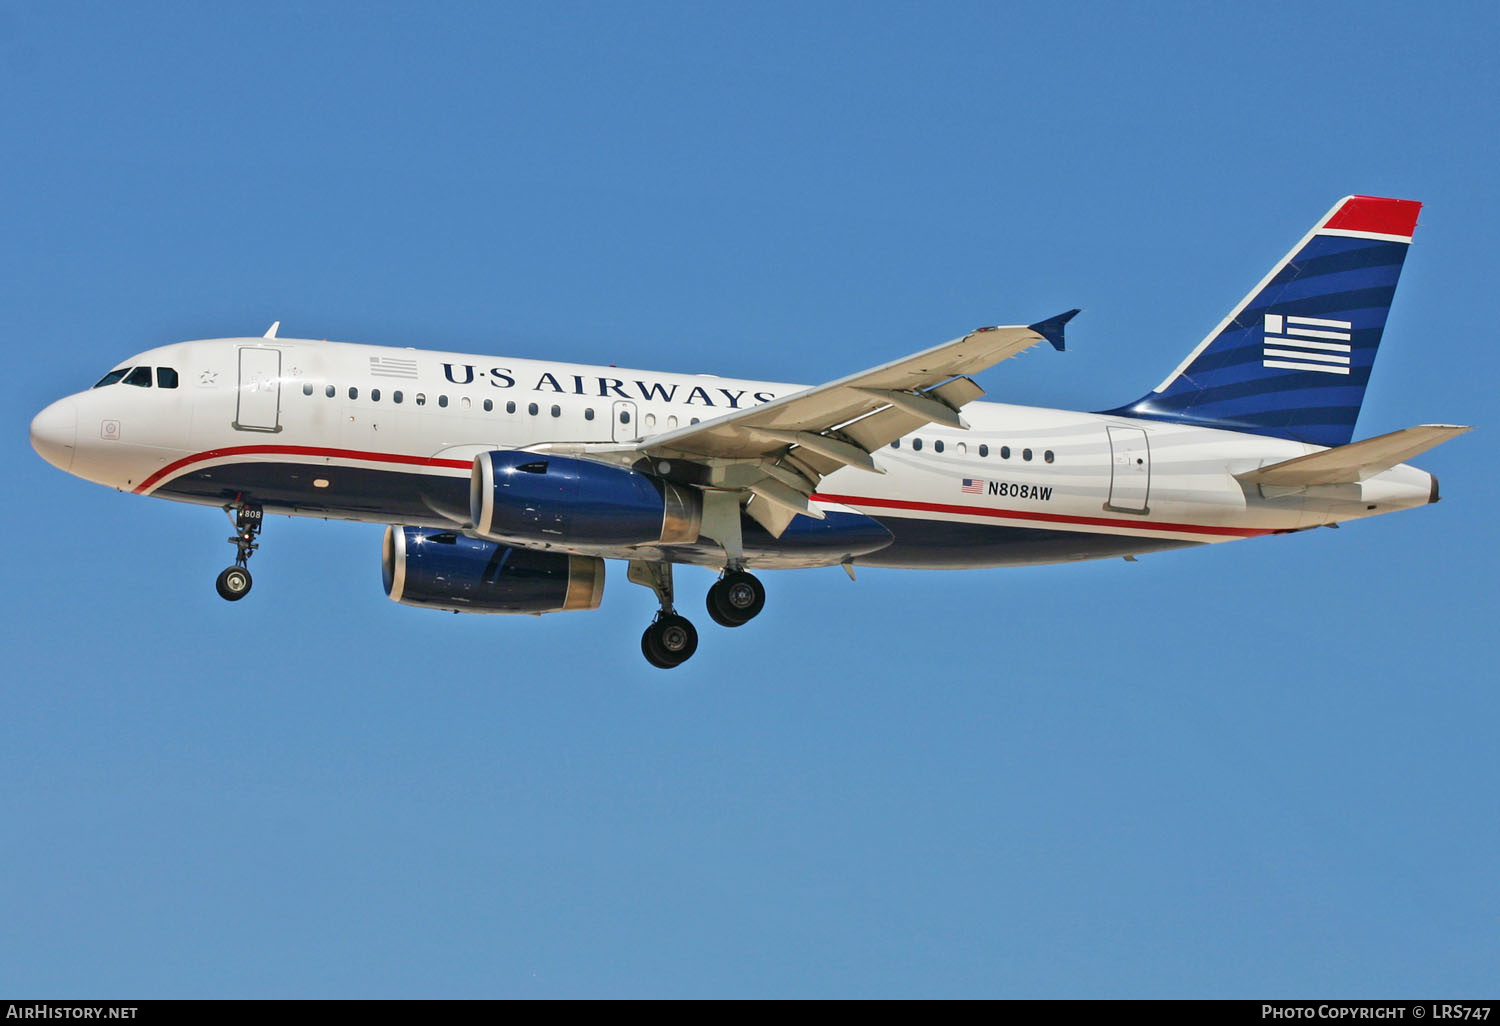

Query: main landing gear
[
  {"left": 215, "top": 500, "right": 263, "bottom": 602},
  {"left": 628, "top": 560, "right": 698, "bottom": 668},
  {"left": 628, "top": 560, "right": 766, "bottom": 668},
  {"left": 706, "top": 570, "right": 765, "bottom": 628}
]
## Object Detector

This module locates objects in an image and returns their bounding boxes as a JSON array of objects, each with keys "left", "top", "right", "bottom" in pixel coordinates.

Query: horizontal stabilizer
[{"left": 1236, "top": 424, "right": 1471, "bottom": 486}]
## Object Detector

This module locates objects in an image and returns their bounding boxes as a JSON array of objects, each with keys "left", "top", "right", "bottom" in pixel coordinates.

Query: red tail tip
[{"left": 1323, "top": 195, "right": 1421, "bottom": 238}]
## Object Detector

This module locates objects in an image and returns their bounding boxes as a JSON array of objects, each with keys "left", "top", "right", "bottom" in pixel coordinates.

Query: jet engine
[
  {"left": 382, "top": 526, "right": 604, "bottom": 614},
  {"left": 470, "top": 452, "right": 701, "bottom": 547}
]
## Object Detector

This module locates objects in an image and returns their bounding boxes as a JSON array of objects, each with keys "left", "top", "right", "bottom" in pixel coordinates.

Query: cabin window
[
  {"left": 348, "top": 386, "right": 358, "bottom": 400},
  {"left": 415, "top": 393, "right": 426, "bottom": 406},
  {"left": 461, "top": 397, "right": 471, "bottom": 410},
  {"left": 1000, "top": 446, "right": 1011, "bottom": 459},
  {"left": 667, "top": 416, "right": 678, "bottom": 428},
  {"left": 890, "top": 440, "right": 900, "bottom": 449},
  {"left": 325, "top": 385, "right": 335, "bottom": 398},
  {"left": 528, "top": 402, "right": 539, "bottom": 416},
  {"left": 302, "top": 382, "right": 314, "bottom": 396},
  {"left": 979, "top": 444, "right": 989, "bottom": 457},
  {"left": 619, "top": 410, "right": 631, "bottom": 424},
  {"left": 157, "top": 368, "right": 179, "bottom": 389},
  {"left": 934, "top": 439, "right": 945, "bottom": 454},
  {"left": 394, "top": 391, "right": 403, "bottom": 404},
  {"left": 124, "top": 366, "right": 152, "bottom": 388},
  {"left": 506, "top": 401, "right": 516, "bottom": 414},
  {"left": 584, "top": 407, "right": 595, "bottom": 421},
  {"left": 690, "top": 418, "right": 700, "bottom": 425},
  {"left": 93, "top": 369, "right": 129, "bottom": 388},
  {"left": 371, "top": 388, "right": 381, "bottom": 402},
  {"left": 438, "top": 395, "right": 448, "bottom": 408},
  {"left": 1023, "top": 448, "right": 1033, "bottom": 461},
  {"left": 645, "top": 413, "right": 657, "bottom": 429},
  {"left": 912, "top": 438, "right": 923, "bottom": 451},
  {"left": 483, "top": 399, "right": 493, "bottom": 412},
  {"left": 551, "top": 405, "right": 561, "bottom": 418},
  {"left": 1044, "top": 450, "right": 1055, "bottom": 463}
]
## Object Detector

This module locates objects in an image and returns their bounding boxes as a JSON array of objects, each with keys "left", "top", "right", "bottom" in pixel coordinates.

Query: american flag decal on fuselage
[
  {"left": 961, "top": 478, "right": 983, "bottom": 494},
  {"left": 1262, "top": 314, "right": 1352, "bottom": 375}
]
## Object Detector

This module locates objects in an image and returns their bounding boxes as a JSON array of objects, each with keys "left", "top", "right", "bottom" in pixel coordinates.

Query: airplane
[{"left": 29, "top": 195, "right": 1470, "bottom": 667}]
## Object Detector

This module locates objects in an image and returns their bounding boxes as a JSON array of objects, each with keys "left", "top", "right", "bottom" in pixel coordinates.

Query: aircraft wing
[{"left": 624, "top": 310, "right": 1079, "bottom": 536}]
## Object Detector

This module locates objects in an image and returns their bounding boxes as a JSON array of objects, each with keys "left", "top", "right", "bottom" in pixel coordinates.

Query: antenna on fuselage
[{"left": 263, "top": 321, "right": 280, "bottom": 339}]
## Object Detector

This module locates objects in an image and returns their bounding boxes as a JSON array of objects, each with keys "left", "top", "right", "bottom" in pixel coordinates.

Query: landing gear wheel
[
  {"left": 641, "top": 614, "right": 698, "bottom": 668},
  {"left": 706, "top": 570, "right": 765, "bottom": 627},
  {"left": 216, "top": 565, "right": 253, "bottom": 601}
]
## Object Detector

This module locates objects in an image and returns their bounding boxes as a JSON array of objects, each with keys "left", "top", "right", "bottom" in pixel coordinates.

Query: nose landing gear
[{"left": 215, "top": 500, "right": 262, "bottom": 602}]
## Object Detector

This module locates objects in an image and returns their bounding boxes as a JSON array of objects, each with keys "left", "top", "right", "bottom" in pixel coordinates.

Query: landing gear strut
[
  {"left": 706, "top": 569, "right": 765, "bottom": 628},
  {"left": 215, "top": 500, "right": 262, "bottom": 602},
  {"left": 628, "top": 559, "right": 698, "bottom": 668}
]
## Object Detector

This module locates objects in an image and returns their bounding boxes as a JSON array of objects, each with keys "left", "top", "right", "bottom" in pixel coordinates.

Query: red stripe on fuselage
[
  {"left": 134, "top": 444, "right": 472, "bottom": 494},
  {"left": 137, "top": 446, "right": 1276, "bottom": 539},
  {"left": 810, "top": 492, "right": 1276, "bottom": 538}
]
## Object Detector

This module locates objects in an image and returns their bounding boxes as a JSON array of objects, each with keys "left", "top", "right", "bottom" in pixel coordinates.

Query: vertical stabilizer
[{"left": 1105, "top": 196, "right": 1420, "bottom": 447}]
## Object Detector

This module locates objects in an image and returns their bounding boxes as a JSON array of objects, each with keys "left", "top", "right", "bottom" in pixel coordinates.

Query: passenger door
[
  {"left": 1106, "top": 425, "right": 1150, "bottom": 513},
  {"left": 234, "top": 347, "right": 282, "bottom": 432}
]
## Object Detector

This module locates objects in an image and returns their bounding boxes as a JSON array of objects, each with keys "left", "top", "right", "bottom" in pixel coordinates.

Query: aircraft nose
[{"left": 30, "top": 397, "right": 78, "bottom": 472}]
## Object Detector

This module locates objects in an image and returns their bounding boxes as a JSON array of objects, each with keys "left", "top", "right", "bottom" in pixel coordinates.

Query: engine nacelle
[
  {"left": 382, "top": 526, "right": 604, "bottom": 614},
  {"left": 471, "top": 452, "right": 701, "bottom": 547}
]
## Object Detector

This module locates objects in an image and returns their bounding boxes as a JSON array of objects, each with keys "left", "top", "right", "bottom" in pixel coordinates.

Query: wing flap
[
  {"left": 744, "top": 493, "right": 799, "bottom": 536},
  {"left": 840, "top": 376, "right": 984, "bottom": 453}
]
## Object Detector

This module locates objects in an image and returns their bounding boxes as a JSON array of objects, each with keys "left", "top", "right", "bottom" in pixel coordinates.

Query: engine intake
[
  {"left": 471, "top": 452, "right": 701, "bottom": 547},
  {"left": 383, "top": 526, "right": 604, "bottom": 614}
]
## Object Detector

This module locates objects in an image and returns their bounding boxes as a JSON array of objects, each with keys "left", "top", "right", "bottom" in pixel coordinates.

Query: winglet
[
  {"left": 1027, "top": 309, "right": 1080, "bottom": 352},
  {"left": 263, "top": 321, "right": 280, "bottom": 339}
]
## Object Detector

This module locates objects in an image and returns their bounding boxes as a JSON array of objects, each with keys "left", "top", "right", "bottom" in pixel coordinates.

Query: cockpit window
[
  {"left": 93, "top": 368, "right": 130, "bottom": 388},
  {"left": 156, "top": 367, "right": 179, "bottom": 389},
  {"left": 123, "top": 366, "right": 153, "bottom": 387}
]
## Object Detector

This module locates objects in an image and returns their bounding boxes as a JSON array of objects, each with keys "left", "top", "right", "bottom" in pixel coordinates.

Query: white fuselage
[{"left": 30, "top": 336, "right": 1438, "bottom": 570}]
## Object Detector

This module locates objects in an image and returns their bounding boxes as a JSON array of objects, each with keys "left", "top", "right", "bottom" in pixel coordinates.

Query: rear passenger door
[{"left": 1106, "top": 425, "right": 1150, "bottom": 513}]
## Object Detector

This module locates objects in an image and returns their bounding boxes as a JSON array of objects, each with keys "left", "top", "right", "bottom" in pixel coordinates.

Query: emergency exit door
[
  {"left": 1106, "top": 425, "right": 1150, "bottom": 513},
  {"left": 235, "top": 347, "right": 282, "bottom": 432},
  {"left": 612, "top": 400, "right": 639, "bottom": 443}
]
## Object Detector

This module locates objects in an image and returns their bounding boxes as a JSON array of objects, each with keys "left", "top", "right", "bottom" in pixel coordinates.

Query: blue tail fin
[{"left": 1105, "top": 195, "right": 1421, "bottom": 447}]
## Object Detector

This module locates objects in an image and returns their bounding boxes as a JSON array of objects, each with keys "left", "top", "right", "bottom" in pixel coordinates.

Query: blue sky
[{"left": 3, "top": 0, "right": 1496, "bottom": 998}]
